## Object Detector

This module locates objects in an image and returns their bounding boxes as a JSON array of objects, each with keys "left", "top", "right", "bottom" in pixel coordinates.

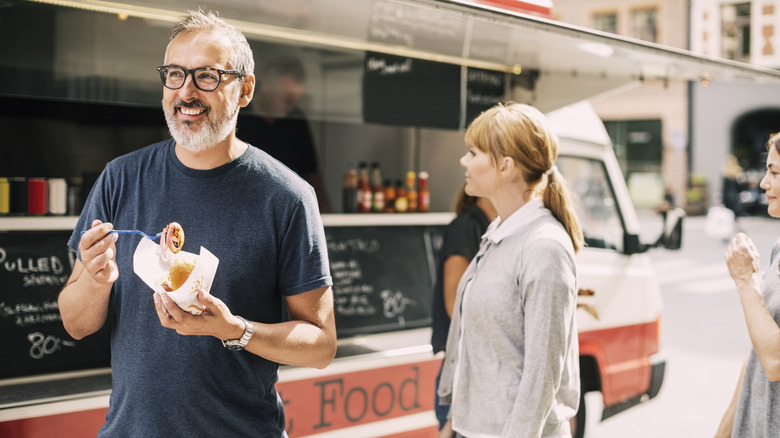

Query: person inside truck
[
  {"left": 236, "top": 54, "right": 332, "bottom": 212},
  {"left": 437, "top": 102, "right": 583, "bottom": 438},
  {"left": 58, "top": 10, "right": 336, "bottom": 437},
  {"left": 716, "top": 132, "right": 780, "bottom": 438},
  {"left": 430, "top": 185, "right": 496, "bottom": 433}
]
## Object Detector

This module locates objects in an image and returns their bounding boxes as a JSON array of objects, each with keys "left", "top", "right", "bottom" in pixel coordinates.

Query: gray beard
[{"left": 164, "top": 97, "right": 240, "bottom": 153}]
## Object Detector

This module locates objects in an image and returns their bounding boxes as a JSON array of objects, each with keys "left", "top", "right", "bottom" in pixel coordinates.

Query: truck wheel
[{"left": 570, "top": 391, "right": 586, "bottom": 438}]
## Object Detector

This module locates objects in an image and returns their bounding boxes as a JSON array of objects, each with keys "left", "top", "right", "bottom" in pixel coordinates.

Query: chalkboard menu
[
  {"left": 326, "top": 225, "right": 444, "bottom": 337},
  {"left": 465, "top": 67, "right": 506, "bottom": 126},
  {"left": 362, "top": 52, "right": 461, "bottom": 129},
  {"left": 0, "top": 231, "right": 111, "bottom": 379}
]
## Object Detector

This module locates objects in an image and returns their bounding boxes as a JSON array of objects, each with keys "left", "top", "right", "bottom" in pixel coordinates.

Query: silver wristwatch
[{"left": 222, "top": 316, "right": 253, "bottom": 351}]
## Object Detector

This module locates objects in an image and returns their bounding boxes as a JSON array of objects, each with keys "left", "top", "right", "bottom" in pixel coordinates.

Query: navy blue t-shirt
[{"left": 68, "top": 139, "right": 331, "bottom": 437}]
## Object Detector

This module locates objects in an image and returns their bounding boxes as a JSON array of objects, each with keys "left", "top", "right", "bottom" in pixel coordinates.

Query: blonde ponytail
[{"left": 543, "top": 170, "right": 584, "bottom": 253}]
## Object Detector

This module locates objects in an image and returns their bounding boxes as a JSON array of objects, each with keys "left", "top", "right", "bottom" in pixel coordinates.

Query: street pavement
[{"left": 582, "top": 209, "right": 780, "bottom": 438}]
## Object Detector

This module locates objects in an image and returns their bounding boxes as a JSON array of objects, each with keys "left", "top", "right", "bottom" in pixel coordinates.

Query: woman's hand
[
  {"left": 725, "top": 233, "right": 760, "bottom": 286},
  {"left": 726, "top": 233, "right": 780, "bottom": 381}
]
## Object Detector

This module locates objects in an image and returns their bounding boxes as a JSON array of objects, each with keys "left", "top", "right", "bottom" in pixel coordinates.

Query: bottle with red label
[
  {"left": 418, "top": 171, "right": 430, "bottom": 212},
  {"left": 370, "top": 162, "right": 384, "bottom": 212},
  {"left": 357, "top": 162, "right": 372, "bottom": 213}
]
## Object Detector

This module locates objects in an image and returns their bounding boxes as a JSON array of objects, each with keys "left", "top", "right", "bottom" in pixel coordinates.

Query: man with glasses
[{"left": 59, "top": 10, "right": 336, "bottom": 437}]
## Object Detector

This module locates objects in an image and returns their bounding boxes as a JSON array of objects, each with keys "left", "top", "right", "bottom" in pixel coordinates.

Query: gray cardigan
[{"left": 438, "top": 201, "right": 580, "bottom": 438}]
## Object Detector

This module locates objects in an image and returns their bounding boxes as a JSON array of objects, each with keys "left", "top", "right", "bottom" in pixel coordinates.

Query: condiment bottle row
[
  {"left": 342, "top": 162, "right": 430, "bottom": 213},
  {"left": 0, "top": 177, "right": 82, "bottom": 216}
]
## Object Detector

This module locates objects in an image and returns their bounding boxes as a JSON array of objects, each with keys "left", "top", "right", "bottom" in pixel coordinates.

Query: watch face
[{"left": 225, "top": 342, "right": 244, "bottom": 351}]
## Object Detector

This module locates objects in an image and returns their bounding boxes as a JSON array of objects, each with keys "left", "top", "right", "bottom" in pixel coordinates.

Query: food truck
[{"left": 2, "top": 0, "right": 780, "bottom": 437}]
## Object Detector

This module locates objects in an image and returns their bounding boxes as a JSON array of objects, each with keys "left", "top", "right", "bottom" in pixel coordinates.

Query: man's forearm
[
  {"left": 244, "top": 319, "right": 336, "bottom": 369},
  {"left": 59, "top": 262, "right": 112, "bottom": 340}
]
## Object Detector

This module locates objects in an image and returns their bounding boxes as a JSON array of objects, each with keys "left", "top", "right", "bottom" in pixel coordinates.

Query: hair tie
[{"left": 544, "top": 165, "right": 557, "bottom": 176}]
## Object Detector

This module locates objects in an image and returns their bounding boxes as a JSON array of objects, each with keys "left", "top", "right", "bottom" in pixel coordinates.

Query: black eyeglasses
[{"left": 157, "top": 65, "right": 243, "bottom": 91}]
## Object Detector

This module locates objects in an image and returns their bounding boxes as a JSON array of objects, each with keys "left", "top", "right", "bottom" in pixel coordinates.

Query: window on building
[
  {"left": 603, "top": 119, "right": 663, "bottom": 177},
  {"left": 631, "top": 8, "right": 658, "bottom": 42},
  {"left": 721, "top": 2, "right": 751, "bottom": 62},
  {"left": 593, "top": 12, "right": 618, "bottom": 34}
]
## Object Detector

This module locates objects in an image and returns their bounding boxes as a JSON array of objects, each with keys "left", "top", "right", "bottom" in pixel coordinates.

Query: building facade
[
  {"left": 554, "top": 0, "right": 780, "bottom": 213},
  {"left": 689, "top": 0, "right": 780, "bottom": 213},
  {"left": 553, "top": 0, "right": 690, "bottom": 209}
]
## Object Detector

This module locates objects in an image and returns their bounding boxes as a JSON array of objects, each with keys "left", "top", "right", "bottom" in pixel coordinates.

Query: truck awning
[
  {"left": 27, "top": 0, "right": 780, "bottom": 111},
  {"left": 445, "top": 0, "right": 780, "bottom": 109}
]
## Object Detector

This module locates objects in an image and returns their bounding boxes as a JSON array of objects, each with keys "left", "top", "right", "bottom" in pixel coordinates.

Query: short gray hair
[{"left": 166, "top": 9, "right": 255, "bottom": 78}]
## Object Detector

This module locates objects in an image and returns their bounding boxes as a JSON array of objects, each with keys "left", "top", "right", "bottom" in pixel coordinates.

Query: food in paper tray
[
  {"left": 161, "top": 258, "right": 196, "bottom": 292},
  {"left": 133, "top": 222, "right": 219, "bottom": 316},
  {"left": 158, "top": 222, "right": 193, "bottom": 292}
]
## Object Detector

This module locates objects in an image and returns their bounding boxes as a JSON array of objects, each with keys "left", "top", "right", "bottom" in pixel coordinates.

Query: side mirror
[
  {"left": 625, "top": 207, "right": 685, "bottom": 255},
  {"left": 660, "top": 207, "right": 685, "bottom": 250},
  {"left": 624, "top": 232, "right": 647, "bottom": 255}
]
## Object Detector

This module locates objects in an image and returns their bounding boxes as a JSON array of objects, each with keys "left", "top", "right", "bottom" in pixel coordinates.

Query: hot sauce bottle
[
  {"left": 383, "top": 179, "right": 395, "bottom": 213},
  {"left": 394, "top": 179, "right": 408, "bottom": 213},
  {"left": 357, "top": 162, "right": 372, "bottom": 213},
  {"left": 370, "top": 162, "right": 384, "bottom": 212},
  {"left": 418, "top": 171, "right": 430, "bottom": 212},
  {"left": 406, "top": 171, "right": 418, "bottom": 212}
]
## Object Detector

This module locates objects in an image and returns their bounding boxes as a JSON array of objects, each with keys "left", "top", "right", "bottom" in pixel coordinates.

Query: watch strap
[{"left": 222, "top": 316, "right": 253, "bottom": 350}]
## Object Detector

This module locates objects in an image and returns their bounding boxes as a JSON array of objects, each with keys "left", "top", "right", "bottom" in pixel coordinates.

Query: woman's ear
[{"left": 499, "top": 156, "right": 515, "bottom": 175}]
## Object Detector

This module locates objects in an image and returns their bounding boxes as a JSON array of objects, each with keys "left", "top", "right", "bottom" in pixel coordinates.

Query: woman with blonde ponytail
[{"left": 437, "top": 102, "right": 582, "bottom": 438}]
